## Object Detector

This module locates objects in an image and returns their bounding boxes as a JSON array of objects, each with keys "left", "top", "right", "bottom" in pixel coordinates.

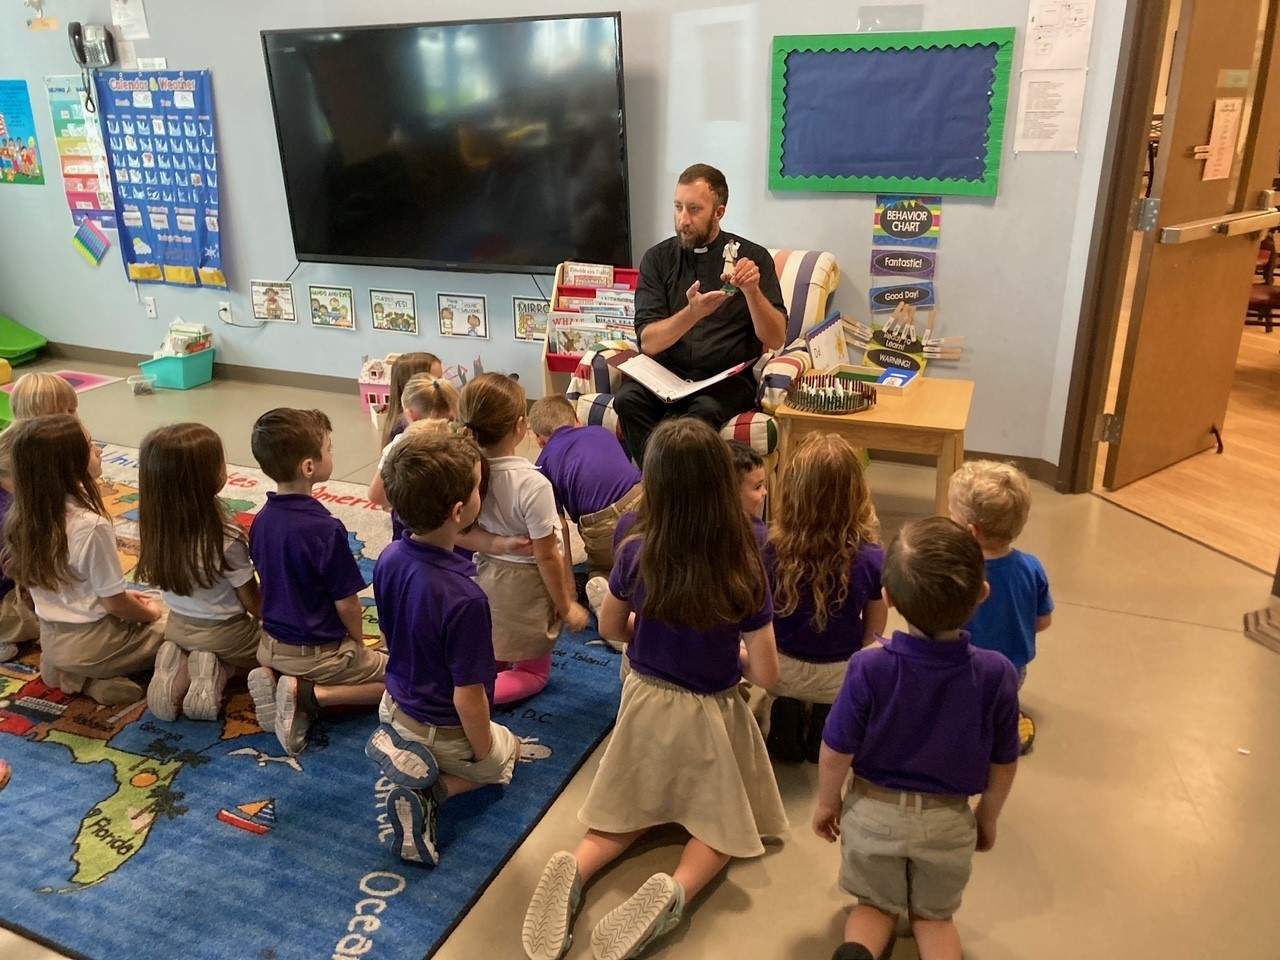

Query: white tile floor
[{"left": 3, "top": 357, "right": 1277, "bottom": 959}]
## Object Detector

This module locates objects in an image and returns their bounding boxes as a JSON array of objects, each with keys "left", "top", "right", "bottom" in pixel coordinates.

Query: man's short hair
[
  {"left": 727, "top": 440, "right": 764, "bottom": 477},
  {"left": 250, "top": 408, "right": 332, "bottom": 482},
  {"left": 678, "top": 163, "right": 728, "bottom": 208},
  {"left": 948, "top": 460, "right": 1032, "bottom": 544},
  {"left": 528, "top": 396, "right": 577, "bottom": 438},
  {"left": 383, "top": 433, "right": 481, "bottom": 534},
  {"left": 882, "top": 517, "right": 985, "bottom": 637}
]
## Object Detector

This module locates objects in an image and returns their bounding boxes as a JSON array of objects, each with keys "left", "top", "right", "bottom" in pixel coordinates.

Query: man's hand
[
  {"left": 731, "top": 257, "right": 761, "bottom": 293},
  {"left": 686, "top": 280, "right": 729, "bottom": 320}
]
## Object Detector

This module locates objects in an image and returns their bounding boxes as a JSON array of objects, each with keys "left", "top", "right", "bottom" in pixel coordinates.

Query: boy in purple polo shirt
[
  {"left": 814, "top": 517, "right": 1019, "bottom": 960},
  {"left": 529, "top": 396, "right": 642, "bottom": 577},
  {"left": 246, "top": 408, "right": 388, "bottom": 756},
  {"left": 364, "top": 432, "right": 519, "bottom": 866}
]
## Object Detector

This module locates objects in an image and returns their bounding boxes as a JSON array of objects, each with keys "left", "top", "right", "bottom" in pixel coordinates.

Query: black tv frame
[{"left": 261, "top": 12, "right": 632, "bottom": 276}]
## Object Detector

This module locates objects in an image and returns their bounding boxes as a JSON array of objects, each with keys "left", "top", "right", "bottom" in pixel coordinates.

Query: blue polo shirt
[
  {"left": 249, "top": 493, "right": 367, "bottom": 646},
  {"left": 375, "top": 537, "right": 495, "bottom": 727},
  {"left": 537, "top": 425, "right": 641, "bottom": 521},
  {"left": 965, "top": 549, "right": 1053, "bottom": 670},
  {"left": 824, "top": 631, "right": 1020, "bottom": 795}
]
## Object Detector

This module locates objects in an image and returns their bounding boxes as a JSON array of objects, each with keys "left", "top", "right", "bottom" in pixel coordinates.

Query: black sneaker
[
  {"left": 767, "top": 697, "right": 805, "bottom": 762},
  {"left": 805, "top": 702, "right": 832, "bottom": 763},
  {"left": 831, "top": 944, "right": 875, "bottom": 960}
]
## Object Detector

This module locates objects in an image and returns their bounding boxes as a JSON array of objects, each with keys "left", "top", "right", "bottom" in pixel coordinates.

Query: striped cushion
[
  {"left": 572, "top": 393, "right": 623, "bottom": 438},
  {"left": 756, "top": 344, "right": 813, "bottom": 414},
  {"left": 720, "top": 412, "right": 779, "bottom": 456},
  {"left": 566, "top": 348, "right": 637, "bottom": 401},
  {"left": 768, "top": 249, "right": 840, "bottom": 345}
]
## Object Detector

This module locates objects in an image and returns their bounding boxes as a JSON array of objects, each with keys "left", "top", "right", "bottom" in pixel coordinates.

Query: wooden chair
[{"left": 1248, "top": 233, "right": 1278, "bottom": 333}]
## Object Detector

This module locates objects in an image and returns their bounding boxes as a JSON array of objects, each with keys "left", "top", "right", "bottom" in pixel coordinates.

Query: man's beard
[{"left": 676, "top": 219, "right": 714, "bottom": 250}]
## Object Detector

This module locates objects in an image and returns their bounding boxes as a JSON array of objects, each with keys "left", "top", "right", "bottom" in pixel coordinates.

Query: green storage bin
[
  {"left": 0, "top": 314, "right": 47, "bottom": 366},
  {"left": 139, "top": 348, "right": 215, "bottom": 390}
]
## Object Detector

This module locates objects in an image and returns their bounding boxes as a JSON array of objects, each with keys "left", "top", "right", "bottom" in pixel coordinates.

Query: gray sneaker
[
  {"left": 590, "top": 873, "right": 683, "bottom": 960},
  {"left": 247, "top": 666, "right": 277, "bottom": 733},
  {"left": 0, "top": 642, "right": 17, "bottom": 662},
  {"left": 275, "top": 675, "right": 315, "bottom": 756},
  {"left": 146, "top": 641, "right": 190, "bottom": 722},
  {"left": 183, "top": 650, "right": 231, "bottom": 721},
  {"left": 522, "top": 851, "right": 582, "bottom": 960}
]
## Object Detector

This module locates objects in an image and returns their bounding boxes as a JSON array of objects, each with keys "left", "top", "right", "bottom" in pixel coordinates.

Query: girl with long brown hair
[
  {"left": 380, "top": 352, "right": 442, "bottom": 447},
  {"left": 522, "top": 417, "right": 786, "bottom": 960},
  {"left": 459, "top": 373, "right": 587, "bottom": 704},
  {"left": 3, "top": 415, "right": 164, "bottom": 705},
  {"left": 765, "top": 432, "right": 887, "bottom": 763},
  {"left": 137, "top": 423, "right": 263, "bottom": 722}
]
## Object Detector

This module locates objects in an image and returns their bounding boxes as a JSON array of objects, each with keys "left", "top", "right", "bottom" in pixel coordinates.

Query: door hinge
[
  {"left": 1099, "top": 412, "right": 1123, "bottom": 444},
  {"left": 1134, "top": 197, "right": 1161, "bottom": 232}
]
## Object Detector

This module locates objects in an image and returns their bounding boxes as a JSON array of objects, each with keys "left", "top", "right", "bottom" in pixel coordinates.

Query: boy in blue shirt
[
  {"left": 949, "top": 460, "right": 1053, "bottom": 754},
  {"left": 365, "top": 432, "right": 519, "bottom": 866},
  {"left": 815, "top": 517, "right": 1020, "bottom": 960}
]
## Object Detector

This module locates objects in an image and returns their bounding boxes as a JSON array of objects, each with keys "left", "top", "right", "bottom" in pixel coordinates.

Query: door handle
[{"left": 1160, "top": 209, "right": 1280, "bottom": 243}]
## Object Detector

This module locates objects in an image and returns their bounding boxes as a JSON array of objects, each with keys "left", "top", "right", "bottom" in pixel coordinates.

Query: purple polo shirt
[
  {"left": 537, "top": 425, "right": 641, "bottom": 521},
  {"left": 0, "top": 488, "right": 15, "bottom": 599},
  {"left": 615, "top": 511, "right": 768, "bottom": 550},
  {"left": 249, "top": 493, "right": 368, "bottom": 646},
  {"left": 609, "top": 535, "right": 773, "bottom": 693},
  {"left": 765, "top": 543, "right": 884, "bottom": 663},
  {"left": 824, "top": 631, "right": 1020, "bottom": 795},
  {"left": 375, "top": 537, "right": 495, "bottom": 727}
]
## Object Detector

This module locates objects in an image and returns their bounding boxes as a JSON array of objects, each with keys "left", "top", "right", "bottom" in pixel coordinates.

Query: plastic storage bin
[{"left": 138, "top": 348, "right": 215, "bottom": 390}]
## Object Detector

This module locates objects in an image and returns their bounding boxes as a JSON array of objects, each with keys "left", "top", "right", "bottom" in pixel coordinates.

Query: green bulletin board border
[{"left": 769, "top": 28, "right": 1016, "bottom": 197}]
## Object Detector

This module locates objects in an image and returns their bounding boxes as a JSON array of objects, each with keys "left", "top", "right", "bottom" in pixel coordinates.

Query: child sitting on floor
[
  {"left": 529, "top": 396, "right": 641, "bottom": 578},
  {"left": 379, "top": 352, "right": 442, "bottom": 448},
  {"left": 764, "top": 433, "right": 886, "bottom": 763},
  {"left": 5, "top": 415, "right": 164, "bottom": 704},
  {"left": 949, "top": 460, "right": 1053, "bottom": 754},
  {"left": 365, "top": 431, "right": 520, "bottom": 866},
  {"left": 814, "top": 517, "right": 1019, "bottom": 960},
  {"left": 522, "top": 417, "right": 786, "bottom": 960},
  {"left": 728, "top": 441, "right": 769, "bottom": 545},
  {"left": 0, "top": 431, "right": 42, "bottom": 661},
  {"left": 246, "top": 408, "right": 386, "bottom": 756},
  {"left": 460, "top": 374, "right": 588, "bottom": 705},
  {"left": 137, "top": 423, "right": 263, "bottom": 722},
  {"left": 10, "top": 371, "right": 77, "bottom": 421}
]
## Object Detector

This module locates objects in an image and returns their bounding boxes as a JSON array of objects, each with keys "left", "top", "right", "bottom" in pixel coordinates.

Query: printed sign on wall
[
  {"left": 438, "top": 293, "right": 488, "bottom": 339},
  {"left": 512, "top": 296, "right": 550, "bottom": 342},
  {"left": 370, "top": 289, "right": 418, "bottom": 335},
  {"left": 873, "top": 195, "right": 941, "bottom": 247},
  {"left": 308, "top": 285, "right": 355, "bottom": 329},
  {"left": 250, "top": 280, "right": 296, "bottom": 322},
  {"left": 0, "top": 79, "right": 45, "bottom": 186},
  {"left": 45, "top": 76, "right": 114, "bottom": 226}
]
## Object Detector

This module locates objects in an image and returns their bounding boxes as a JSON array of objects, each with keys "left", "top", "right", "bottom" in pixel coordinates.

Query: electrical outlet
[
  {"left": 143, "top": 296, "right": 157, "bottom": 319},
  {"left": 218, "top": 301, "right": 232, "bottom": 323}
]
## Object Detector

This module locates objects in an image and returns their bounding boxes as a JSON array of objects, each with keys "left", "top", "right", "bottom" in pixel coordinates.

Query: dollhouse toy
[{"left": 358, "top": 353, "right": 400, "bottom": 414}]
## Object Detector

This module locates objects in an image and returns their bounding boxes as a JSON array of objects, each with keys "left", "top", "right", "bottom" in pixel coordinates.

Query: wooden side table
[{"left": 775, "top": 378, "right": 975, "bottom": 515}]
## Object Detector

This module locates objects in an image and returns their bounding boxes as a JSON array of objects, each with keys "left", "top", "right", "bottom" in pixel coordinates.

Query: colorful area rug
[
  {"left": 0, "top": 445, "right": 623, "bottom": 960},
  {"left": 0, "top": 370, "right": 123, "bottom": 395}
]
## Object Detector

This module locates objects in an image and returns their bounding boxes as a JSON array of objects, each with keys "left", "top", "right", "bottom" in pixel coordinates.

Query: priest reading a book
[{"left": 614, "top": 163, "right": 788, "bottom": 464}]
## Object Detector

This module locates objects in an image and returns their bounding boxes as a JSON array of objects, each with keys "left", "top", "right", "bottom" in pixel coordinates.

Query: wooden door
[{"left": 1104, "top": 0, "right": 1280, "bottom": 488}]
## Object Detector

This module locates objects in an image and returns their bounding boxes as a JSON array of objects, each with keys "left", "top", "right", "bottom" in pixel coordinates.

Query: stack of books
[{"left": 546, "top": 262, "right": 640, "bottom": 366}]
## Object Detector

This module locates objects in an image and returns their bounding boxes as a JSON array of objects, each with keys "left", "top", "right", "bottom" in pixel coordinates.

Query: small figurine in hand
[{"left": 721, "top": 238, "right": 741, "bottom": 294}]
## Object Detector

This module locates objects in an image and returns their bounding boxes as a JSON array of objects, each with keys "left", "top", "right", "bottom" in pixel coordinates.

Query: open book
[{"left": 618, "top": 354, "right": 755, "bottom": 403}]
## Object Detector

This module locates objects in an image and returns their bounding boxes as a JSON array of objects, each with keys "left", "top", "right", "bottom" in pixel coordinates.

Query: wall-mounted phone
[{"left": 68, "top": 22, "right": 117, "bottom": 112}]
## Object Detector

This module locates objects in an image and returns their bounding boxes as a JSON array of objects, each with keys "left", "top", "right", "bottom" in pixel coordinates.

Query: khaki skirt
[
  {"left": 0, "top": 588, "right": 40, "bottom": 647},
  {"left": 165, "top": 610, "right": 262, "bottom": 670},
  {"left": 579, "top": 670, "right": 788, "bottom": 859},
  {"left": 475, "top": 555, "right": 561, "bottom": 662},
  {"left": 771, "top": 651, "right": 850, "bottom": 705}
]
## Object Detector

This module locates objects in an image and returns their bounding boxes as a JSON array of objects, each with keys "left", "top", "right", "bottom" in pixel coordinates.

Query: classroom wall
[{"left": 0, "top": 0, "right": 1128, "bottom": 464}]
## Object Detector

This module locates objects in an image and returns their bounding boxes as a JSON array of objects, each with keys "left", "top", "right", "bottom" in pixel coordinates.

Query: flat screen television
[{"left": 262, "top": 14, "right": 630, "bottom": 274}]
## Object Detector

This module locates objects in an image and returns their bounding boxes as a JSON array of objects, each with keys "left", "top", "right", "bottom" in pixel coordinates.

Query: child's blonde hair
[
  {"left": 0, "top": 429, "right": 13, "bottom": 480},
  {"left": 948, "top": 460, "right": 1031, "bottom": 545},
  {"left": 528, "top": 396, "right": 576, "bottom": 438},
  {"left": 771, "top": 433, "right": 879, "bottom": 633},
  {"left": 401, "top": 374, "right": 459, "bottom": 423},
  {"left": 380, "top": 353, "right": 441, "bottom": 446},
  {"left": 11, "top": 373, "right": 78, "bottom": 420}
]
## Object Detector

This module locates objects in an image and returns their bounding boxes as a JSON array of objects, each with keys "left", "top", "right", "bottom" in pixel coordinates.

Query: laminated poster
[
  {"left": 512, "top": 296, "right": 550, "bottom": 341},
  {"left": 308, "top": 285, "right": 355, "bottom": 330},
  {"left": 45, "top": 77, "right": 115, "bottom": 226},
  {"left": 438, "top": 293, "right": 488, "bottom": 340},
  {"left": 873, "top": 195, "right": 941, "bottom": 248},
  {"left": 250, "top": 280, "right": 296, "bottom": 322},
  {"left": 0, "top": 79, "right": 45, "bottom": 186},
  {"left": 95, "top": 69, "right": 226, "bottom": 288},
  {"left": 370, "top": 289, "right": 419, "bottom": 335}
]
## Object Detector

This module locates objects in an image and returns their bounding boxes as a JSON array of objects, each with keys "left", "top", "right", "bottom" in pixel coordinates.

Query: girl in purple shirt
[
  {"left": 521, "top": 417, "right": 787, "bottom": 960},
  {"left": 765, "top": 433, "right": 887, "bottom": 763}
]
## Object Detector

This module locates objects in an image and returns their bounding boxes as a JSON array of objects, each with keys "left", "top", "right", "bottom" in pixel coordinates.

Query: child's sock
[{"left": 494, "top": 655, "right": 552, "bottom": 704}]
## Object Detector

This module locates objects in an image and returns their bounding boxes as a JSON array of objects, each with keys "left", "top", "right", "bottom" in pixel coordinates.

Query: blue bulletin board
[
  {"left": 769, "top": 29, "right": 1015, "bottom": 197},
  {"left": 95, "top": 70, "right": 226, "bottom": 288}
]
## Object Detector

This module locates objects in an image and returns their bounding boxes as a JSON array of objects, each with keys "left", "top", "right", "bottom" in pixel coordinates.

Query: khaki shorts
[
  {"left": 577, "top": 483, "right": 642, "bottom": 575},
  {"left": 257, "top": 632, "right": 387, "bottom": 686},
  {"left": 378, "top": 692, "right": 518, "bottom": 786},
  {"left": 475, "top": 555, "right": 560, "bottom": 662},
  {"left": 39, "top": 613, "right": 166, "bottom": 692},
  {"left": 771, "top": 651, "right": 850, "bottom": 705},
  {"left": 839, "top": 781, "right": 977, "bottom": 920},
  {"left": 0, "top": 588, "right": 40, "bottom": 647},
  {"left": 165, "top": 611, "right": 262, "bottom": 670}
]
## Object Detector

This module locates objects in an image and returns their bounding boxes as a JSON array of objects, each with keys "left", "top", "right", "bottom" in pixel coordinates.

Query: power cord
[{"left": 217, "top": 302, "right": 266, "bottom": 329}]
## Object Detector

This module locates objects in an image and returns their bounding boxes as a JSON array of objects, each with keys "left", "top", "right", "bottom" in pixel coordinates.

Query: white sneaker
[
  {"left": 275, "top": 675, "right": 314, "bottom": 756},
  {"left": 146, "top": 642, "right": 190, "bottom": 722},
  {"left": 183, "top": 650, "right": 231, "bottom": 721},
  {"left": 590, "top": 873, "right": 683, "bottom": 960},
  {"left": 247, "top": 666, "right": 277, "bottom": 733},
  {"left": 523, "top": 851, "right": 582, "bottom": 960},
  {"left": 585, "top": 577, "right": 609, "bottom": 618}
]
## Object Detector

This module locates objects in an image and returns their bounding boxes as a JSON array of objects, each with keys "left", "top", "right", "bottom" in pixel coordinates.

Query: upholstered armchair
[{"left": 565, "top": 248, "right": 841, "bottom": 461}]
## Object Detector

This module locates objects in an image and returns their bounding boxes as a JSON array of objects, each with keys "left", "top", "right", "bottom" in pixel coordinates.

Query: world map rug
[{"left": 0, "top": 444, "right": 623, "bottom": 960}]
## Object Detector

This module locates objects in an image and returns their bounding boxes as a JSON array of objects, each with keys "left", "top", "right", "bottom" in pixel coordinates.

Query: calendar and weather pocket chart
[{"left": 95, "top": 70, "right": 227, "bottom": 289}]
